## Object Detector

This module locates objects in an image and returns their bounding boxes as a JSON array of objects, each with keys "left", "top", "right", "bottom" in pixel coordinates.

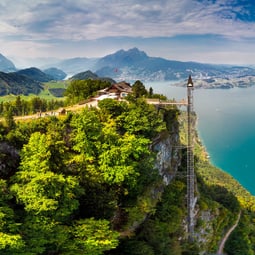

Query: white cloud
[
  {"left": 1, "top": 0, "right": 254, "bottom": 40},
  {"left": 1, "top": 0, "right": 255, "bottom": 64}
]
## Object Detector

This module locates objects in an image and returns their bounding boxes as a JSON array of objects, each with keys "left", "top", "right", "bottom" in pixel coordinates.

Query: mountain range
[
  {"left": 1, "top": 48, "right": 255, "bottom": 91},
  {"left": 0, "top": 48, "right": 255, "bottom": 81},
  {"left": 49, "top": 48, "right": 255, "bottom": 81}
]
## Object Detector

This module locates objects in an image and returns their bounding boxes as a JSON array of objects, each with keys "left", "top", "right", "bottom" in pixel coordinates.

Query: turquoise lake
[{"left": 145, "top": 81, "right": 255, "bottom": 195}]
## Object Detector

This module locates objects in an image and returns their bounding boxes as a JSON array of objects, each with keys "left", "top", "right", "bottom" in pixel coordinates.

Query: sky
[{"left": 1, "top": 0, "right": 255, "bottom": 67}]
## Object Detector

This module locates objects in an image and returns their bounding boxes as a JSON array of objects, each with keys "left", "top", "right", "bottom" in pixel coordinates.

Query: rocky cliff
[{"left": 115, "top": 108, "right": 253, "bottom": 255}]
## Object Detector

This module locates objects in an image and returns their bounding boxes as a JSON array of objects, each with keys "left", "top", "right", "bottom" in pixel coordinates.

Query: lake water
[{"left": 145, "top": 81, "right": 255, "bottom": 195}]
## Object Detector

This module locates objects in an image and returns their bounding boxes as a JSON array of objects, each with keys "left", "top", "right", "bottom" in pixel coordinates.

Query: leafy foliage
[
  {"left": 67, "top": 218, "right": 119, "bottom": 255},
  {"left": 0, "top": 180, "right": 24, "bottom": 253},
  {"left": 11, "top": 132, "right": 81, "bottom": 218},
  {"left": 0, "top": 96, "right": 64, "bottom": 117},
  {"left": 225, "top": 212, "right": 255, "bottom": 255},
  {"left": 117, "top": 99, "right": 165, "bottom": 138},
  {"left": 65, "top": 79, "right": 111, "bottom": 104},
  {"left": 0, "top": 92, "right": 254, "bottom": 255},
  {"left": 98, "top": 98, "right": 128, "bottom": 117},
  {"left": 132, "top": 80, "right": 148, "bottom": 98}
]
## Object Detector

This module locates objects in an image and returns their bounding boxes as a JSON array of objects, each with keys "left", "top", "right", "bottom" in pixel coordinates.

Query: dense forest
[{"left": 0, "top": 79, "right": 255, "bottom": 254}]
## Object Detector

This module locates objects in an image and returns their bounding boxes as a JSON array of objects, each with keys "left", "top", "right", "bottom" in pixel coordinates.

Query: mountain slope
[
  {"left": 3, "top": 49, "right": 255, "bottom": 82},
  {"left": 0, "top": 72, "right": 43, "bottom": 96},
  {"left": 70, "top": 70, "right": 116, "bottom": 84},
  {"left": 94, "top": 48, "right": 255, "bottom": 81},
  {"left": 52, "top": 48, "right": 255, "bottom": 81},
  {"left": 16, "top": 67, "right": 54, "bottom": 82},
  {"left": 96, "top": 48, "right": 148, "bottom": 69},
  {"left": 43, "top": 67, "right": 67, "bottom": 80},
  {"left": 0, "top": 54, "right": 17, "bottom": 72}
]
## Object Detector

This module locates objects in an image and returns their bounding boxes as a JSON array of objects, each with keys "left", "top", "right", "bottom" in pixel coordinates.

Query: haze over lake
[{"left": 145, "top": 81, "right": 255, "bottom": 195}]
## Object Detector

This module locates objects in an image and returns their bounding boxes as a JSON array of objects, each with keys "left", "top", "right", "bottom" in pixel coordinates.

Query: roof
[{"left": 106, "top": 81, "right": 132, "bottom": 93}]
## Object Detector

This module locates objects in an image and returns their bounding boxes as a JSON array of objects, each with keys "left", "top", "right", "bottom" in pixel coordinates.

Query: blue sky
[{"left": 1, "top": 0, "right": 255, "bottom": 66}]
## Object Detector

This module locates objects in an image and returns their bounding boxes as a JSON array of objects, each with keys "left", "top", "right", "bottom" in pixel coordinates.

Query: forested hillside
[
  {"left": 0, "top": 72, "right": 43, "bottom": 96},
  {"left": 0, "top": 83, "right": 254, "bottom": 254}
]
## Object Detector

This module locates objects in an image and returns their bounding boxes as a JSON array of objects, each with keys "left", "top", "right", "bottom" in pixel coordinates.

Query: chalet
[{"left": 97, "top": 81, "right": 132, "bottom": 100}]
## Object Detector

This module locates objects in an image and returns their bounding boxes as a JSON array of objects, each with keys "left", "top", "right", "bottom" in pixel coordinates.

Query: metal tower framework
[
  {"left": 187, "top": 75, "right": 196, "bottom": 240},
  {"left": 150, "top": 75, "right": 196, "bottom": 241}
]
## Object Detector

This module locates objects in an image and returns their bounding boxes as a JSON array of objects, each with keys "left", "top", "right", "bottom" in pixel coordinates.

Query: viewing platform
[{"left": 146, "top": 98, "right": 187, "bottom": 106}]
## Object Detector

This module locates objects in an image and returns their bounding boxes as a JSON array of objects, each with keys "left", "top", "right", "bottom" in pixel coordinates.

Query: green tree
[
  {"left": 132, "top": 80, "right": 148, "bottom": 98},
  {"left": 140, "top": 219, "right": 179, "bottom": 255},
  {"left": 4, "top": 107, "right": 15, "bottom": 130},
  {"left": 70, "top": 107, "right": 152, "bottom": 188},
  {"left": 65, "top": 80, "right": 110, "bottom": 104},
  {"left": 98, "top": 132, "right": 150, "bottom": 186},
  {"left": 11, "top": 132, "right": 81, "bottom": 219},
  {"left": 10, "top": 131, "right": 82, "bottom": 253},
  {"left": 0, "top": 179, "right": 25, "bottom": 254},
  {"left": 98, "top": 98, "right": 128, "bottom": 117},
  {"left": 71, "top": 108, "right": 102, "bottom": 161},
  {"left": 117, "top": 100, "right": 165, "bottom": 138},
  {"left": 149, "top": 87, "right": 153, "bottom": 97},
  {"left": 30, "top": 97, "right": 45, "bottom": 113},
  {"left": 13, "top": 96, "right": 22, "bottom": 116},
  {"left": 66, "top": 218, "right": 119, "bottom": 255}
]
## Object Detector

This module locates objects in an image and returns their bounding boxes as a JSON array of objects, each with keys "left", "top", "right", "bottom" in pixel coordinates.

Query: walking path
[
  {"left": 217, "top": 211, "right": 241, "bottom": 255},
  {"left": 13, "top": 99, "right": 98, "bottom": 121},
  {"left": 12, "top": 98, "right": 186, "bottom": 122}
]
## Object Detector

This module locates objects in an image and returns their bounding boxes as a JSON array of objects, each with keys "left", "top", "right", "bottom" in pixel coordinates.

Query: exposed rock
[{"left": 152, "top": 131, "right": 180, "bottom": 185}]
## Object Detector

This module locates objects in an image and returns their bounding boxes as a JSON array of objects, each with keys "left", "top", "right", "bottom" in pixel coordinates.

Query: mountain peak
[
  {"left": 126, "top": 47, "right": 148, "bottom": 57},
  {"left": 17, "top": 67, "right": 54, "bottom": 82},
  {"left": 96, "top": 48, "right": 148, "bottom": 70},
  {"left": 112, "top": 47, "right": 148, "bottom": 59}
]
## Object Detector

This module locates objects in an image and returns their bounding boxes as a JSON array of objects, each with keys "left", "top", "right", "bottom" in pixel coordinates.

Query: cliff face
[
  {"left": 118, "top": 110, "right": 245, "bottom": 254},
  {"left": 120, "top": 129, "right": 181, "bottom": 236},
  {"left": 152, "top": 130, "right": 180, "bottom": 185}
]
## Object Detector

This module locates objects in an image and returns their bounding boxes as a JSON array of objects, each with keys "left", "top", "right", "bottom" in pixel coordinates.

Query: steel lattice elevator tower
[{"left": 187, "top": 75, "right": 196, "bottom": 241}]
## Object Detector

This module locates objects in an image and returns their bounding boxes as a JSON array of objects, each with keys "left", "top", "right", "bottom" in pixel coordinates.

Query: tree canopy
[{"left": 0, "top": 93, "right": 254, "bottom": 255}]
